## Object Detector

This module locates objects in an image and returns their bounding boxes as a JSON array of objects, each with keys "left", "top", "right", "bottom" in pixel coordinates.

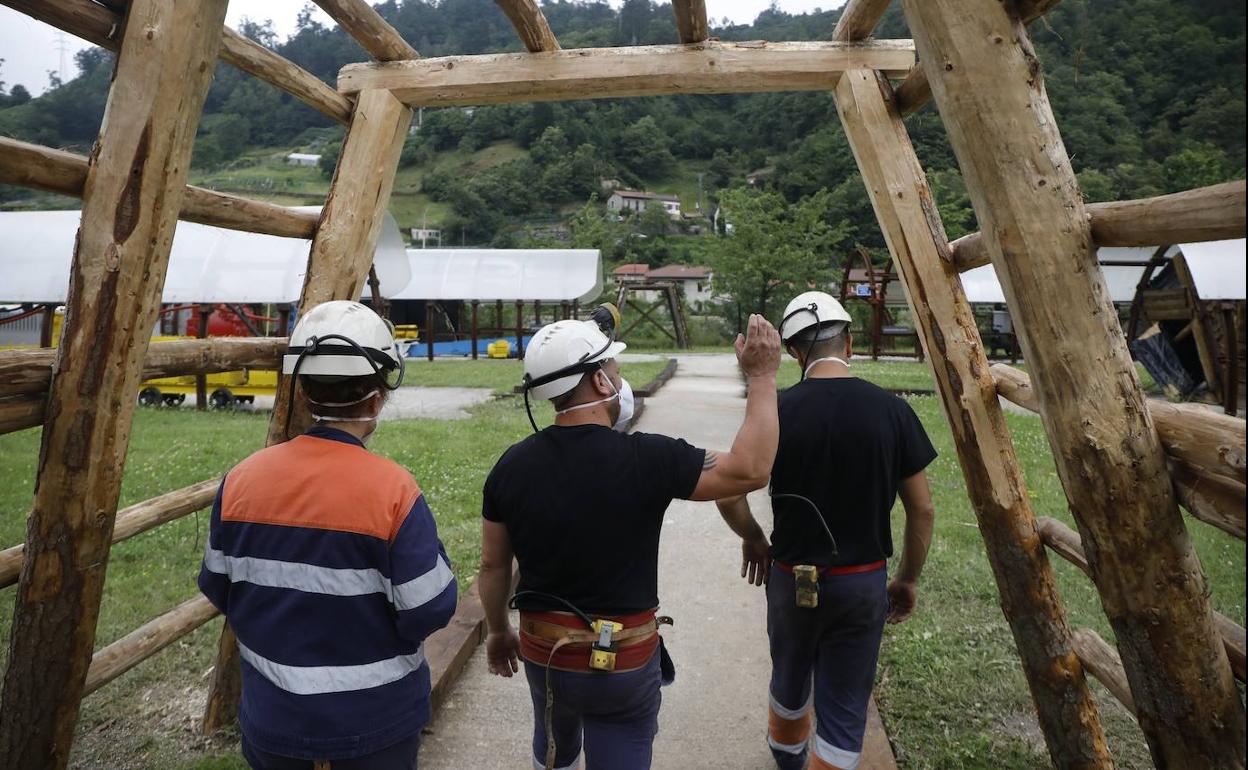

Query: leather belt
[{"left": 774, "top": 559, "right": 886, "bottom": 577}]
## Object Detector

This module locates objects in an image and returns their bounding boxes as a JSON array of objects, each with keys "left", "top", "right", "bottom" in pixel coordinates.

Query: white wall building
[{"left": 606, "top": 190, "right": 682, "bottom": 220}]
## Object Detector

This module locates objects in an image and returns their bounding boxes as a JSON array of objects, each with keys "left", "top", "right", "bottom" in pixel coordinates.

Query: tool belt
[
  {"left": 774, "top": 559, "right": 886, "bottom": 577},
  {"left": 519, "top": 609, "right": 667, "bottom": 673}
]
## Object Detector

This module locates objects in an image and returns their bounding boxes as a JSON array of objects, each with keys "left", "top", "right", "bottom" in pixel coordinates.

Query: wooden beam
[
  {"left": 904, "top": 1, "right": 1245, "bottom": 761},
  {"left": 497, "top": 0, "right": 561, "bottom": 51},
  {"left": 833, "top": 68, "right": 1112, "bottom": 767},
  {"left": 1036, "top": 517, "right": 1246, "bottom": 682},
  {"left": 992, "top": 364, "right": 1246, "bottom": 539},
  {"left": 0, "top": 2, "right": 229, "bottom": 767},
  {"left": 670, "top": 0, "right": 709, "bottom": 44},
  {"left": 83, "top": 596, "right": 219, "bottom": 696},
  {"left": 0, "top": 138, "right": 320, "bottom": 240},
  {"left": 952, "top": 181, "right": 1248, "bottom": 272},
  {"left": 202, "top": 88, "right": 414, "bottom": 734},
  {"left": 832, "top": 0, "right": 892, "bottom": 41},
  {"left": 1070, "top": 629, "right": 1137, "bottom": 716},
  {"left": 0, "top": 479, "right": 219, "bottom": 589},
  {"left": 0, "top": 337, "right": 287, "bottom": 399},
  {"left": 2, "top": 0, "right": 352, "bottom": 125},
  {"left": 337, "top": 41, "right": 917, "bottom": 106},
  {"left": 313, "top": 0, "right": 419, "bottom": 61},
  {"left": 894, "top": 0, "right": 1063, "bottom": 117}
]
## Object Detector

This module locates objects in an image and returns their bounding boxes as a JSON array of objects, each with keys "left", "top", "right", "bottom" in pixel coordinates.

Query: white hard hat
[
  {"left": 523, "top": 319, "right": 627, "bottom": 401},
  {"left": 779, "top": 291, "right": 853, "bottom": 344},
  {"left": 282, "top": 300, "right": 402, "bottom": 382}
]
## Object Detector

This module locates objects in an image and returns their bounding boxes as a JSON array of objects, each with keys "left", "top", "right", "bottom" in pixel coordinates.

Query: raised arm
[
  {"left": 480, "top": 518, "right": 521, "bottom": 676},
  {"left": 887, "top": 470, "right": 935, "bottom": 623},
  {"left": 689, "top": 314, "right": 781, "bottom": 502}
]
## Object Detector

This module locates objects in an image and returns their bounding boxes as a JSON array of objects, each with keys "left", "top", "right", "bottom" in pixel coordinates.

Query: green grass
[
  {"left": 876, "top": 395, "right": 1243, "bottom": 769},
  {"left": 0, "top": 360, "right": 1238, "bottom": 768},
  {"left": 401, "top": 357, "right": 671, "bottom": 395}
]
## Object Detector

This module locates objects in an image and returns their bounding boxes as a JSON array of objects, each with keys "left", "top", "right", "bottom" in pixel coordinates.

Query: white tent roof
[
  {"left": 392, "top": 249, "right": 602, "bottom": 302},
  {"left": 959, "top": 240, "right": 1245, "bottom": 305},
  {"left": 0, "top": 209, "right": 409, "bottom": 304}
]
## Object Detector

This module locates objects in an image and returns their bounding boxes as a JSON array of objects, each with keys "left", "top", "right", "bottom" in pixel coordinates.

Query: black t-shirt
[
  {"left": 482, "top": 425, "right": 706, "bottom": 615},
  {"left": 770, "top": 377, "right": 936, "bottom": 567}
]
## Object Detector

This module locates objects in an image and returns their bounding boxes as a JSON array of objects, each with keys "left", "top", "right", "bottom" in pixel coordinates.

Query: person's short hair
[
  {"left": 791, "top": 321, "right": 850, "bottom": 359},
  {"left": 298, "top": 374, "right": 386, "bottom": 419}
]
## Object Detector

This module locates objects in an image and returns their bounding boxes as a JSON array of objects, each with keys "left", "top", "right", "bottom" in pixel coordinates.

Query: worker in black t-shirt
[
  {"left": 716, "top": 291, "right": 936, "bottom": 770},
  {"left": 478, "top": 313, "right": 781, "bottom": 770}
]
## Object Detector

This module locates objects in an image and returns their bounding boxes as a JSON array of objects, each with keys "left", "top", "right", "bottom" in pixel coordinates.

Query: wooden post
[
  {"left": 278, "top": 306, "right": 291, "bottom": 336},
  {"left": 471, "top": 300, "right": 480, "bottom": 360},
  {"left": 202, "top": 87, "right": 412, "bottom": 734},
  {"left": 833, "top": 68, "right": 1111, "bottom": 767},
  {"left": 425, "top": 301, "right": 436, "bottom": 362},
  {"left": 38, "top": 304, "right": 54, "bottom": 348},
  {"left": 196, "top": 305, "right": 211, "bottom": 411},
  {"left": 515, "top": 300, "right": 524, "bottom": 357},
  {"left": 0, "top": 1, "right": 228, "bottom": 766},
  {"left": 900, "top": 1, "right": 1245, "bottom": 763},
  {"left": 495, "top": 300, "right": 504, "bottom": 337},
  {"left": 1223, "top": 304, "right": 1239, "bottom": 416},
  {"left": 870, "top": 293, "right": 883, "bottom": 360},
  {"left": 572, "top": 299, "right": 580, "bottom": 320},
  {"left": 534, "top": 300, "right": 542, "bottom": 327}
]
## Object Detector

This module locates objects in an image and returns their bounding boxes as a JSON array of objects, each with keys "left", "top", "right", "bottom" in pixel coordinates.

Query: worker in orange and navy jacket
[
  {"left": 198, "top": 301, "right": 457, "bottom": 770},
  {"left": 717, "top": 292, "right": 936, "bottom": 770}
]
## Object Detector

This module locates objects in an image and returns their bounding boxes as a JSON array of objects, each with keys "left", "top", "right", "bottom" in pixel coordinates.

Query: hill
[{"left": 0, "top": 0, "right": 1243, "bottom": 255}]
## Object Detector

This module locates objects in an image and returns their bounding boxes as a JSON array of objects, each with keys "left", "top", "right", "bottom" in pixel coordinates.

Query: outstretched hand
[
  {"left": 734, "top": 314, "right": 782, "bottom": 378},
  {"left": 486, "top": 629, "right": 521, "bottom": 677}
]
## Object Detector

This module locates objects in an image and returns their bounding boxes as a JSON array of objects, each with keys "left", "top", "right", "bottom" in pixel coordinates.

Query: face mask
[
  {"left": 555, "top": 371, "right": 627, "bottom": 422},
  {"left": 613, "top": 378, "right": 635, "bottom": 431},
  {"left": 803, "top": 356, "right": 851, "bottom": 378}
]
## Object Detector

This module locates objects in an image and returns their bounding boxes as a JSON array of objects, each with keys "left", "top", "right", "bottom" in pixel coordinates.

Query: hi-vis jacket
[{"left": 198, "top": 426, "right": 457, "bottom": 760}]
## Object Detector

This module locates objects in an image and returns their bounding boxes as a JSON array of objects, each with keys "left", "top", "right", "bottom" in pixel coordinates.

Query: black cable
[
  {"left": 771, "top": 492, "right": 839, "bottom": 561},
  {"left": 509, "top": 590, "right": 596, "bottom": 630},
  {"left": 283, "top": 332, "right": 403, "bottom": 439}
]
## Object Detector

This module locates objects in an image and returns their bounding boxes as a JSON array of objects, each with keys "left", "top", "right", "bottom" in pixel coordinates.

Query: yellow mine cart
[{"left": 136, "top": 335, "right": 279, "bottom": 408}]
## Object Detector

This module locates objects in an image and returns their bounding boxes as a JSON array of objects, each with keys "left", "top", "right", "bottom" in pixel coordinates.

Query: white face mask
[
  {"left": 613, "top": 378, "right": 635, "bottom": 431},
  {"left": 803, "top": 356, "right": 851, "bottom": 378}
]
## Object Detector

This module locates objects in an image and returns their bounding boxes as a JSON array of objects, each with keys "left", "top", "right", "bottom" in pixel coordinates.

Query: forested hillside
[{"left": 1, "top": 0, "right": 1243, "bottom": 268}]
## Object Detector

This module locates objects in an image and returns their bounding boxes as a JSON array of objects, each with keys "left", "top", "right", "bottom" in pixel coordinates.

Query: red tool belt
[
  {"left": 520, "top": 609, "right": 662, "bottom": 673},
  {"left": 774, "top": 560, "right": 886, "bottom": 577}
]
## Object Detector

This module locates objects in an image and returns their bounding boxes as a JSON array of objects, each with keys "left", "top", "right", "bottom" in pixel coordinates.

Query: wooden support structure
[
  {"left": 0, "top": 137, "right": 321, "bottom": 239},
  {"left": 993, "top": 365, "right": 1246, "bottom": 540},
  {"left": 1035, "top": 517, "right": 1246, "bottom": 683},
  {"left": 0, "top": 479, "right": 219, "bottom": 590},
  {"left": 0, "top": 2, "right": 229, "bottom": 766},
  {"left": 950, "top": 181, "right": 1247, "bottom": 273},
  {"left": 195, "top": 307, "right": 211, "bottom": 412},
  {"left": 2, "top": 0, "right": 353, "bottom": 125},
  {"left": 1070, "top": 629, "right": 1137, "bottom": 717},
  {"left": 902, "top": 1, "right": 1245, "bottom": 762},
  {"left": 337, "top": 41, "right": 916, "bottom": 106},
  {"left": 426, "top": 302, "right": 436, "bottom": 361},
  {"left": 893, "top": 0, "right": 1063, "bottom": 117},
  {"left": 471, "top": 301, "right": 480, "bottom": 360},
  {"left": 202, "top": 87, "right": 414, "bottom": 734},
  {"left": 670, "top": 0, "right": 709, "bottom": 44},
  {"left": 515, "top": 300, "right": 525, "bottom": 356},
  {"left": 833, "top": 68, "right": 1111, "bottom": 767},
  {"left": 83, "top": 597, "right": 219, "bottom": 696},
  {"left": 0, "top": 337, "right": 286, "bottom": 399},
  {"left": 832, "top": 0, "right": 892, "bottom": 41},
  {"left": 313, "top": 0, "right": 419, "bottom": 61},
  {"left": 497, "top": 0, "right": 561, "bottom": 52}
]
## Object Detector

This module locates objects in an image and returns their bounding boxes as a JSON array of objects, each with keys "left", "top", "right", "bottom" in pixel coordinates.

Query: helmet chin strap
[{"left": 803, "top": 355, "right": 851, "bottom": 378}]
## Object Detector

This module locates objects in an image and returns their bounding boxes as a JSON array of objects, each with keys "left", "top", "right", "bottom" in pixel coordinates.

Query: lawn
[
  {"left": 0, "top": 359, "right": 1237, "bottom": 769},
  {"left": 401, "top": 356, "right": 672, "bottom": 395}
]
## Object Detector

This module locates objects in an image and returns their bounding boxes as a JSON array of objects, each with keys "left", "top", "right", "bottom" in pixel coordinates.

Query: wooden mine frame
[{"left": 0, "top": 0, "right": 1244, "bottom": 767}]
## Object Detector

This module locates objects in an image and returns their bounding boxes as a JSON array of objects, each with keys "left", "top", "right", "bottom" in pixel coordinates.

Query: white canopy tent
[
  {"left": 0, "top": 209, "right": 410, "bottom": 304},
  {"left": 959, "top": 240, "right": 1247, "bottom": 305},
  {"left": 392, "top": 249, "right": 602, "bottom": 302}
]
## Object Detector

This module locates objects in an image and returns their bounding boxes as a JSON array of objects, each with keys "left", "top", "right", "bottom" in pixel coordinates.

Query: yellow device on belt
[
  {"left": 589, "top": 619, "right": 624, "bottom": 671},
  {"left": 794, "top": 565, "right": 819, "bottom": 609}
]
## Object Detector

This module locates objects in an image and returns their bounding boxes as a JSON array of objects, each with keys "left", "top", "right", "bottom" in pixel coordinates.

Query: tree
[
  {"left": 616, "top": 116, "right": 675, "bottom": 177},
  {"left": 710, "top": 188, "right": 848, "bottom": 325}
]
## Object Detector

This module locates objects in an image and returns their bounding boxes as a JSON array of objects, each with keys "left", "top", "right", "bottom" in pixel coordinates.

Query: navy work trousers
[
  {"left": 523, "top": 648, "right": 663, "bottom": 770},
  {"left": 241, "top": 733, "right": 420, "bottom": 770},
  {"left": 765, "top": 564, "right": 887, "bottom": 770}
]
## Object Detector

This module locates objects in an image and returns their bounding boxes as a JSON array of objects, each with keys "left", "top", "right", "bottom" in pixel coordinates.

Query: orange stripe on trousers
[{"left": 768, "top": 703, "right": 811, "bottom": 746}]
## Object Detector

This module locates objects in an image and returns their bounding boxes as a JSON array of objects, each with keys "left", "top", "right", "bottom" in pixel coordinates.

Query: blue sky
[{"left": 1, "top": 0, "right": 846, "bottom": 96}]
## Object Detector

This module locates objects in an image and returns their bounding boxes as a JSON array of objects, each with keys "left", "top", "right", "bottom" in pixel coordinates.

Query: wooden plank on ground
[
  {"left": 0, "top": 1, "right": 229, "bottom": 766},
  {"left": 337, "top": 41, "right": 916, "bottom": 106},
  {"left": 833, "top": 67, "right": 1110, "bottom": 767},
  {"left": 902, "top": 0, "right": 1245, "bottom": 761},
  {"left": 860, "top": 696, "right": 898, "bottom": 770}
]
